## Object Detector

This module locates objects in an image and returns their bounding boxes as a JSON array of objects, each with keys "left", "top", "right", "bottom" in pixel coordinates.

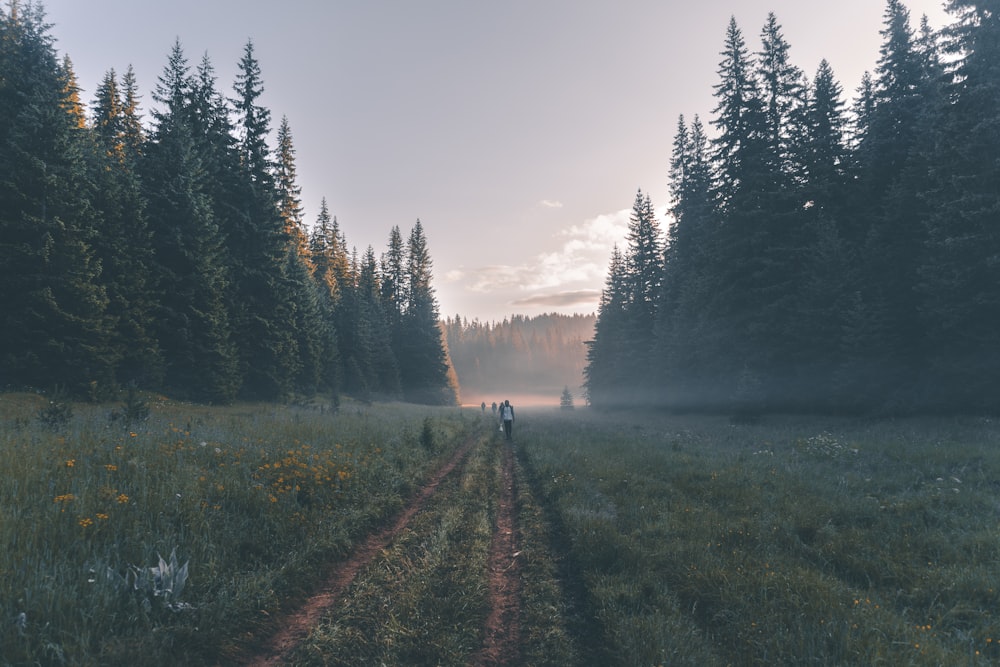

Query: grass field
[
  {"left": 517, "top": 408, "right": 1000, "bottom": 665},
  {"left": 2, "top": 392, "right": 998, "bottom": 665},
  {"left": 0, "top": 392, "right": 475, "bottom": 665}
]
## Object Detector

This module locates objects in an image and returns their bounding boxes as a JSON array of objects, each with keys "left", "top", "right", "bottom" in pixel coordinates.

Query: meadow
[
  {"left": 0, "top": 392, "right": 476, "bottom": 665},
  {"left": 517, "top": 408, "right": 1000, "bottom": 665},
  {"left": 2, "top": 392, "right": 999, "bottom": 666}
]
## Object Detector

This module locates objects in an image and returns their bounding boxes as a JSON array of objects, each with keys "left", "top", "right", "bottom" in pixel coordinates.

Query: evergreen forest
[
  {"left": 585, "top": 1, "right": 1000, "bottom": 415},
  {"left": 444, "top": 313, "right": 595, "bottom": 404},
  {"left": 1, "top": 2, "right": 457, "bottom": 405}
]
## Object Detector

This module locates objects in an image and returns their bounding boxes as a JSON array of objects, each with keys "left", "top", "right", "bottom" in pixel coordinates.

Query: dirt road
[{"left": 238, "top": 430, "right": 527, "bottom": 666}]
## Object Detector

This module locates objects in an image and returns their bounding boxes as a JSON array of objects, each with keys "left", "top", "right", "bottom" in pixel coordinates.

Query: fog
[{"left": 461, "top": 391, "right": 574, "bottom": 410}]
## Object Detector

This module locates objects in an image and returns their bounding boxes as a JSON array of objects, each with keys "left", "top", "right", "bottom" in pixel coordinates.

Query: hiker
[
  {"left": 491, "top": 401, "right": 497, "bottom": 416},
  {"left": 481, "top": 401, "right": 486, "bottom": 413},
  {"left": 500, "top": 399, "right": 515, "bottom": 441}
]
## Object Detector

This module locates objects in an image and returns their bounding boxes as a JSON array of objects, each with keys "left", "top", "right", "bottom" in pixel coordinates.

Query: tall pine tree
[
  {"left": 90, "top": 67, "right": 162, "bottom": 387},
  {"left": 143, "top": 40, "right": 239, "bottom": 403},
  {"left": 584, "top": 245, "right": 629, "bottom": 407},
  {"left": 658, "top": 115, "right": 719, "bottom": 407},
  {"left": 919, "top": 0, "right": 1000, "bottom": 411},
  {"left": 847, "top": 0, "right": 937, "bottom": 410},
  {"left": 0, "top": 2, "right": 113, "bottom": 394},
  {"left": 707, "top": 16, "right": 772, "bottom": 401},
  {"left": 395, "top": 220, "right": 456, "bottom": 405},
  {"left": 621, "top": 189, "right": 663, "bottom": 401},
  {"left": 227, "top": 40, "right": 300, "bottom": 399}
]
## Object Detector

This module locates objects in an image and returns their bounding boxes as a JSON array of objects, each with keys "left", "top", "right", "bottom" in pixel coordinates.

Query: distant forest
[
  {"left": 585, "top": 1, "right": 1000, "bottom": 414},
  {"left": 0, "top": 3, "right": 457, "bottom": 405},
  {"left": 444, "top": 313, "right": 595, "bottom": 405}
]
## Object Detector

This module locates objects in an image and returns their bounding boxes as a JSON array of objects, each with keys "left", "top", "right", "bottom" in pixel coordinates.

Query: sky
[{"left": 39, "top": 0, "right": 952, "bottom": 323}]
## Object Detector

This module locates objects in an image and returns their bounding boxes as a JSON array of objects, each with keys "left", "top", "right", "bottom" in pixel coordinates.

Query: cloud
[
  {"left": 539, "top": 199, "right": 564, "bottom": 209},
  {"left": 510, "top": 289, "right": 601, "bottom": 308},
  {"left": 443, "top": 208, "right": 630, "bottom": 301},
  {"left": 559, "top": 208, "right": 631, "bottom": 247}
]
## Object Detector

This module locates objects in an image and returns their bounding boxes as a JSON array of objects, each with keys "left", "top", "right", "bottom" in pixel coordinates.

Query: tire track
[
  {"left": 473, "top": 440, "right": 522, "bottom": 666},
  {"left": 240, "top": 435, "right": 477, "bottom": 667}
]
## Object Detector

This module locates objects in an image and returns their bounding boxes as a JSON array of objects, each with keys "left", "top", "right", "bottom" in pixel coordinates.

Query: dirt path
[
  {"left": 472, "top": 440, "right": 522, "bottom": 666},
  {"left": 240, "top": 435, "right": 477, "bottom": 667}
]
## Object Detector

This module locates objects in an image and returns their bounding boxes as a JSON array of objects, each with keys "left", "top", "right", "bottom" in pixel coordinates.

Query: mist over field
[
  {"left": 444, "top": 313, "right": 594, "bottom": 408},
  {"left": 460, "top": 392, "right": 569, "bottom": 409}
]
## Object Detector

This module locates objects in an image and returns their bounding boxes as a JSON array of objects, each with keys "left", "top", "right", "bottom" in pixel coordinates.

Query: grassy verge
[
  {"left": 0, "top": 392, "right": 475, "bottom": 666},
  {"left": 517, "top": 408, "right": 1000, "bottom": 665},
  {"left": 513, "top": 444, "right": 588, "bottom": 666}
]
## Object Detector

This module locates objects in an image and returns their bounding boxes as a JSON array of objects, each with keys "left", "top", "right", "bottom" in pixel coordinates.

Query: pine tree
[
  {"left": 659, "top": 115, "right": 719, "bottom": 407},
  {"left": 344, "top": 246, "right": 400, "bottom": 399},
  {"left": 621, "top": 189, "right": 663, "bottom": 399},
  {"left": 90, "top": 67, "right": 162, "bottom": 387},
  {"left": 787, "top": 59, "right": 854, "bottom": 407},
  {"left": 625, "top": 189, "right": 663, "bottom": 322},
  {"left": 271, "top": 115, "right": 331, "bottom": 395},
  {"left": 309, "top": 200, "right": 337, "bottom": 300},
  {"left": 918, "top": 0, "right": 1000, "bottom": 411},
  {"left": 143, "top": 40, "right": 239, "bottom": 403},
  {"left": 560, "top": 386, "right": 575, "bottom": 410},
  {"left": 226, "top": 40, "right": 300, "bottom": 399},
  {"left": 757, "top": 12, "right": 807, "bottom": 184},
  {"left": 380, "top": 224, "right": 406, "bottom": 328},
  {"left": 861, "top": 0, "right": 926, "bottom": 191},
  {"left": 120, "top": 65, "right": 144, "bottom": 158},
  {"left": 851, "top": 72, "right": 876, "bottom": 146},
  {"left": 584, "top": 245, "right": 629, "bottom": 407},
  {"left": 801, "top": 60, "right": 850, "bottom": 214},
  {"left": 314, "top": 211, "right": 354, "bottom": 383},
  {"left": 707, "top": 16, "right": 774, "bottom": 401},
  {"left": 275, "top": 115, "right": 310, "bottom": 261},
  {"left": 395, "top": 220, "right": 456, "bottom": 405},
  {"left": 307, "top": 200, "right": 343, "bottom": 393},
  {"left": 309, "top": 201, "right": 350, "bottom": 307},
  {"left": 283, "top": 244, "right": 327, "bottom": 395},
  {"left": 848, "top": 0, "right": 938, "bottom": 410},
  {"left": 748, "top": 13, "right": 815, "bottom": 406},
  {"left": 0, "top": 2, "right": 114, "bottom": 394}
]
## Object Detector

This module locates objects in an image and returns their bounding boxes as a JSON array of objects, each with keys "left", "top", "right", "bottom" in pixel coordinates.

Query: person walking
[{"left": 500, "top": 399, "right": 515, "bottom": 441}]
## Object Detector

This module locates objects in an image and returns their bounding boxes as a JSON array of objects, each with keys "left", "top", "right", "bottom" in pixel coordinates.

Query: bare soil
[{"left": 472, "top": 440, "right": 522, "bottom": 666}]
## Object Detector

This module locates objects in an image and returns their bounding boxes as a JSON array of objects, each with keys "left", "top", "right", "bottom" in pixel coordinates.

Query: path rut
[{"left": 473, "top": 439, "right": 522, "bottom": 666}]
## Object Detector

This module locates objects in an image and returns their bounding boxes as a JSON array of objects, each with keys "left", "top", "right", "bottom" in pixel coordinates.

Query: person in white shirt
[{"left": 500, "top": 399, "right": 515, "bottom": 441}]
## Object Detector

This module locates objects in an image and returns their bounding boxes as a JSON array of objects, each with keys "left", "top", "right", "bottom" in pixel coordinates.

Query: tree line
[
  {"left": 585, "top": 1, "right": 1000, "bottom": 415},
  {"left": 443, "top": 313, "right": 595, "bottom": 402},
  {"left": 0, "top": 2, "right": 457, "bottom": 405}
]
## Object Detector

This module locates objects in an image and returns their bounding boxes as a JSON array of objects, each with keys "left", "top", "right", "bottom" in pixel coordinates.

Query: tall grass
[
  {"left": 518, "top": 408, "right": 1000, "bottom": 665},
  {"left": 287, "top": 422, "right": 498, "bottom": 665},
  {"left": 7, "top": 392, "right": 998, "bottom": 665},
  {"left": 0, "top": 392, "right": 473, "bottom": 665}
]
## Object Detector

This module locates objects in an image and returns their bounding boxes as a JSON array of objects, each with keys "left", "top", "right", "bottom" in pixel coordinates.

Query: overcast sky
[{"left": 41, "top": 0, "right": 951, "bottom": 323}]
